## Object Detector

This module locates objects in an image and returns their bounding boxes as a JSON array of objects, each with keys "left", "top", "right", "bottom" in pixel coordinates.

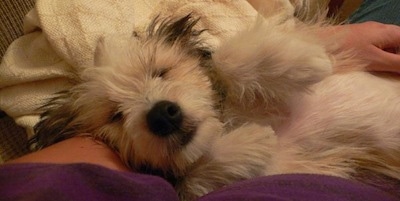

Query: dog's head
[{"left": 34, "top": 14, "right": 223, "bottom": 177}]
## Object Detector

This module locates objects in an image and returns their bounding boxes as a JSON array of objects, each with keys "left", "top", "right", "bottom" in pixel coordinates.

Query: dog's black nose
[{"left": 146, "top": 101, "right": 183, "bottom": 136}]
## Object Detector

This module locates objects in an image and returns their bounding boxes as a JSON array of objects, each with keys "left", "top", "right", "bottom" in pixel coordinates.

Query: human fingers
[
  {"left": 366, "top": 22, "right": 400, "bottom": 49},
  {"left": 366, "top": 46, "right": 400, "bottom": 73}
]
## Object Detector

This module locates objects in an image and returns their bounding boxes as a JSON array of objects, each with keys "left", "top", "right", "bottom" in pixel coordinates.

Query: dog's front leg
[
  {"left": 213, "top": 18, "right": 332, "bottom": 126},
  {"left": 175, "top": 123, "right": 276, "bottom": 201}
]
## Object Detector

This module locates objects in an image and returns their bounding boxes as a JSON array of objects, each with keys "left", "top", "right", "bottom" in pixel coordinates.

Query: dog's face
[{"left": 35, "top": 15, "right": 223, "bottom": 176}]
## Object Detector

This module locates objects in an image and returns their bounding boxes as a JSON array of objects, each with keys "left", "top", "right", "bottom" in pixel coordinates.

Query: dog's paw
[
  {"left": 284, "top": 43, "right": 332, "bottom": 85},
  {"left": 213, "top": 18, "right": 332, "bottom": 123},
  {"left": 214, "top": 17, "right": 332, "bottom": 89},
  {"left": 176, "top": 124, "right": 276, "bottom": 200},
  {"left": 211, "top": 123, "right": 276, "bottom": 165}
]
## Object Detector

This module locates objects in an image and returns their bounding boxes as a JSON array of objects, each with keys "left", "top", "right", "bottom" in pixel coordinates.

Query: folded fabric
[
  {"left": 0, "top": 163, "right": 179, "bottom": 201},
  {"left": 1, "top": 163, "right": 398, "bottom": 201},
  {"left": 0, "top": 0, "right": 258, "bottom": 138}
]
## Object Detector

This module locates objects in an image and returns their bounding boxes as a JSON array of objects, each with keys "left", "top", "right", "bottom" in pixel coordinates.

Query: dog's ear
[
  {"left": 149, "top": 14, "right": 210, "bottom": 56},
  {"left": 31, "top": 91, "right": 80, "bottom": 150},
  {"left": 148, "top": 14, "right": 200, "bottom": 46}
]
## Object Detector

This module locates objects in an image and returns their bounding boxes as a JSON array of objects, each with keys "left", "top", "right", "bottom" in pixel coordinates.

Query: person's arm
[{"left": 6, "top": 136, "right": 130, "bottom": 172}]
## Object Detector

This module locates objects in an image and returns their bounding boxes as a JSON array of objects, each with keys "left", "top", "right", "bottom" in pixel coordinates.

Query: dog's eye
[
  {"left": 110, "top": 111, "right": 123, "bottom": 122},
  {"left": 152, "top": 68, "right": 169, "bottom": 78}
]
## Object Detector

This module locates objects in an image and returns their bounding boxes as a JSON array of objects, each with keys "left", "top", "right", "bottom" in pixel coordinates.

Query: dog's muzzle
[{"left": 146, "top": 101, "right": 183, "bottom": 137}]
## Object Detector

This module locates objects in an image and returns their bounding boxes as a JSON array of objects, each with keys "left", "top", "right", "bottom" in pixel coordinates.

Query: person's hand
[{"left": 322, "top": 22, "right": 400, "bottom": 74}]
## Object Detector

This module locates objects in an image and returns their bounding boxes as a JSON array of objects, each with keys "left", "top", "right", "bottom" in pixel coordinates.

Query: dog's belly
[
  {"left": 269, "top": 71, "right": 400, "bottom": 180},
  {"left": 278, "top": 71, "right": 400, "bottom": 140}
]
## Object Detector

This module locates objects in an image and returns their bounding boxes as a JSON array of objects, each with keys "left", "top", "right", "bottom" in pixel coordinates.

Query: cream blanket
[{"left": 0, "top": 0, "right": 294, "bottom": 138}]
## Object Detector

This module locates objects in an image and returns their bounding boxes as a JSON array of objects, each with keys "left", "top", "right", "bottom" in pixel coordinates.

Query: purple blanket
[{"left": 0, "top": 163, "right": 398, "bottom": 201}]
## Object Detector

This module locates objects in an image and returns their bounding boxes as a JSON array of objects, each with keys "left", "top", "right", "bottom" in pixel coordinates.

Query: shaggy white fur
[{"left": 32, "top": 1, "right": 400, "bottom": 200}]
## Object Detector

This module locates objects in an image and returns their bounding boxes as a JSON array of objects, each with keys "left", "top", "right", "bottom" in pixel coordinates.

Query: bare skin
[
  {"left": 7, "top": 136, "right": 130, "bottom": 172},
  {"left": 325, "top": 22, "right": 400, "bottom": 73}
]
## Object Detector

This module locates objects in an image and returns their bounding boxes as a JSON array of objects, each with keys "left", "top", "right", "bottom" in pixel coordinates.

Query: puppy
[{"left": 32, "top": 14, "right": 333, "bottom": 200}]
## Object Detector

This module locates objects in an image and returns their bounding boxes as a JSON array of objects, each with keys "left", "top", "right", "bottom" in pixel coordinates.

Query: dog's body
[
  {"left": 211, "top": 14, "right": 400, "bottom": 197},
  {"left": 32, "top": 6, "right": 400, "bottom": 200},
  {"left": 270, "top": 72, "right": 400, "bottom": 188}
]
